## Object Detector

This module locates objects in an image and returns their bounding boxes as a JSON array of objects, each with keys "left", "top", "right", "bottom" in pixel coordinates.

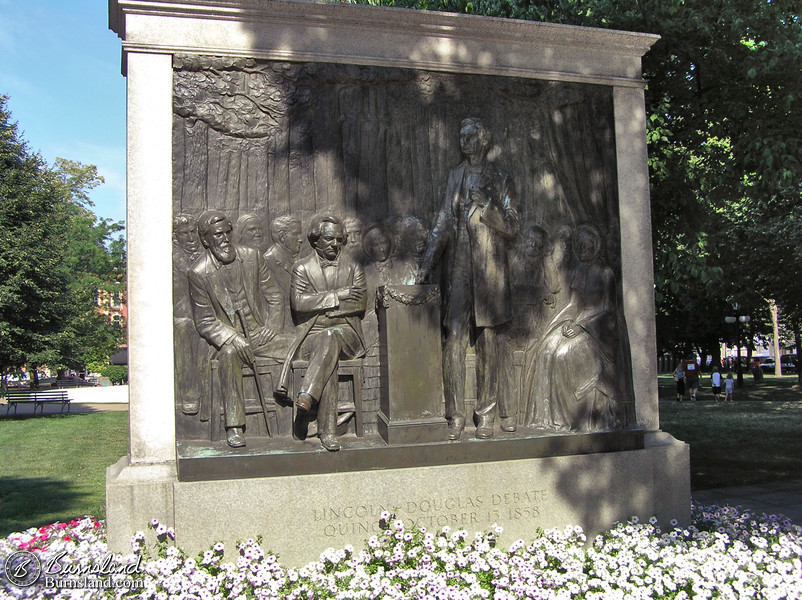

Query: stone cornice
[{"left": 109, "top": 0, "right": 659, "bottom": 85}]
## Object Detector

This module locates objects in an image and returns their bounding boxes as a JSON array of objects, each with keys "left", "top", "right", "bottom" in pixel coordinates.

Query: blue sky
[{"left": 0, "top": 0, "right": 127, "bottom": 225}]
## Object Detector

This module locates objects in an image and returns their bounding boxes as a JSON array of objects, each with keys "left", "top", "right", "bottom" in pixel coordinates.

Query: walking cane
[{"left": 235, "top": 309, "right": 272, "bottom": 437}]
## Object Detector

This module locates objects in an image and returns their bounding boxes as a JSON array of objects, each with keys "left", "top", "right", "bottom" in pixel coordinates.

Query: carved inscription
[{"left": 313, "top": 489, "right": 547, "bottom": 537}]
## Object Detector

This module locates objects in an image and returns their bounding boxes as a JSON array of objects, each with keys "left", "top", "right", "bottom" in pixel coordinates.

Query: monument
[{"left": 107, "top": 0, "right": 689, "bottom": 565}]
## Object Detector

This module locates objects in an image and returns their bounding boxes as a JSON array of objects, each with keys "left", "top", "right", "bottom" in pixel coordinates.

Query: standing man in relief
[
  {"left": 173, "top": 214, "right": 205, "bottom": 416},
  {"left": 234, "top": 213, "right": 269, "bottom": 254},
  {"left": 417, "top": 117, "right": 519, "bottom": 440},
  {"left": 264, "top": 215, "right": 304, "bottom": 332}
]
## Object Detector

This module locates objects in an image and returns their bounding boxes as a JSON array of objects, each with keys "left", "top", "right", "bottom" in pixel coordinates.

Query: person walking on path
[
  {"left": 674, "top": 362, "right": 686, "bottom": 401},
  {"left": 711, "top": 367, "right": 722, "bottom": 402},
  {"left": 683, "top": 355, "right": 700, "bottom": 401},
  {"left": 724, "top": 372, "right": 735, "bottom": 401}
]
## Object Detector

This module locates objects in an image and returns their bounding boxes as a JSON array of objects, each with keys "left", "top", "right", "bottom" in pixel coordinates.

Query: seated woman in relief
[{"left": 522, "top": 223, "right": 618, "bottom": 432}]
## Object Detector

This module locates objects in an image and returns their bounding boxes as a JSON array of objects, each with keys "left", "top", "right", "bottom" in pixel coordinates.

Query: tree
[
  {"left": 51, "top": 158, "right": 126, "bottom": 372},
  {"left": 0, "top": 96, "right": 75, "bottom": 377},
  {"left": 0, "top": 96, "right": 126, "bottom": 380}
]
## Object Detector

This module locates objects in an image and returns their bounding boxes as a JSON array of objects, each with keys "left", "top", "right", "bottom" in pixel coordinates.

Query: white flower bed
[{"left": 1, "top": 504, "right": 800, "bottom": 599}]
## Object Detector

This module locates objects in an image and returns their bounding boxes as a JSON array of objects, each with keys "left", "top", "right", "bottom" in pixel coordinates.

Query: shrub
[{"left": 100, "top": 365, "right": 128, "bottom": 385}]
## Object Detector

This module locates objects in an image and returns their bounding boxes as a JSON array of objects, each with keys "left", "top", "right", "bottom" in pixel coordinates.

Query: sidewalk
[
  {"left": 62, "top": 384, "right": 129, "bottom": 404},
  {"left": 1, "top": 384, "right": 129, "bottom": 416},
  {"left": 1, "top": 400, "right": 128, "bottom": 416},
  {"left": 692, "top": 479, "right": 802, "bottom": 526}
]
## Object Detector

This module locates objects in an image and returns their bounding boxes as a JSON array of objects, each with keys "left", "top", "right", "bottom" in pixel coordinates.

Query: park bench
[{"left": 4, "top": 389, "right": 71, "bottom": 415}]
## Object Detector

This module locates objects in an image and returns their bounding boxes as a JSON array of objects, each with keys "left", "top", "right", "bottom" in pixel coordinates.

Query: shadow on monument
[{"left": 540, "top": 453, "right": 655, "bottom": 537}]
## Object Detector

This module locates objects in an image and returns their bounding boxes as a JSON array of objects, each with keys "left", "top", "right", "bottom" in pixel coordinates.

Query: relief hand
[
  {"left": 469, "top": 185, "right": 488, "bottom": 207},
  {"left": 337, "top": 286, "right": 362, "bottom": 302},
  {"left": 253, "top": 325, "right": 277, "bottom": 347},
  {"left": 230, "top": 334, "right": 255, "bottom": 364}
]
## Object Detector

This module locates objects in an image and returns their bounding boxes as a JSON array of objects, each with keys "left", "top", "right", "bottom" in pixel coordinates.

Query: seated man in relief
[
  {"left": 277, "top": 213, "right": 367, "bottom": 452},
  {"left": 188, "top": 210, "right": 291, "bottom": 448}
]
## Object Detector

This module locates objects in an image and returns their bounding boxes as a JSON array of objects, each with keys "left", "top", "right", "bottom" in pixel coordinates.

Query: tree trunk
[{"left": 795, "top": 324, "right": 802, "bottom": 387}]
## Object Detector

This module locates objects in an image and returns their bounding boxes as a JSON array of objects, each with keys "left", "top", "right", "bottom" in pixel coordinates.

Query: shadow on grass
[
  {"left": 0, "top": 477, "right": 87, "bottom": 538},
  {"left": 0, "top": 404, "right": 116, "bottom": 419},
  {"left": 658, "top": 375, "right": 802, "bottom": 491}
]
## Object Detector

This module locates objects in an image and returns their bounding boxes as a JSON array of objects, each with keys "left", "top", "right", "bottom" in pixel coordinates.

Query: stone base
[
  {"left": 107, "top": 432, "right": 689, "bottom": 566},
  {"left": 106, "top": 457, "right": 177, "bottom": 552}
]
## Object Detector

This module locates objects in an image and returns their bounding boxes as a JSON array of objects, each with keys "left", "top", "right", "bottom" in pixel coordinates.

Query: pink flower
[{"left": 63, "top": 535, "right": 71, "bottom": 541}]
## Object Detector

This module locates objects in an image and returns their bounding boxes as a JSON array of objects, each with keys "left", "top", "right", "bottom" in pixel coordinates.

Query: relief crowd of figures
[{"left": 173, "top": 118, "right": 621, "bottom": 452}]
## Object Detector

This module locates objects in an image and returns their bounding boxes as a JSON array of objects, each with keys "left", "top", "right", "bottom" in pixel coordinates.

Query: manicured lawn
[
  {"left": 0, "top": 410, "right": 129, "bottom": 537},
  {"left": 658, "top": 373, "right": 802, "bottom": 491}
]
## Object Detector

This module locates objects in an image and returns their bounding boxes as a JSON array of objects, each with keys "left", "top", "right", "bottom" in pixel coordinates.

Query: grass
[
  {"left": 0, "top": 410, "right": 129, "bottom": 537},
  {"left": 657, "top": 373, "right": 802, "bottom": 491}
]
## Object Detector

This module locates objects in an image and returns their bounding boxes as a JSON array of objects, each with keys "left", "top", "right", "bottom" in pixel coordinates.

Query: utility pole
[
  {"left": 725, "top": 303, "right": 751, "bottom": 387},
  {"left": 768, "top": 299, "right": 782, "bottom": 376}
]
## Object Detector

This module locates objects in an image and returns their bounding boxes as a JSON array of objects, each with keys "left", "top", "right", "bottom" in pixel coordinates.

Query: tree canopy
[
  {"left": 356, "top": 0, "right": 802, "bottom": 362},
  {"left": 0, "top": 96, "right": 126, "bottom": 379}
]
